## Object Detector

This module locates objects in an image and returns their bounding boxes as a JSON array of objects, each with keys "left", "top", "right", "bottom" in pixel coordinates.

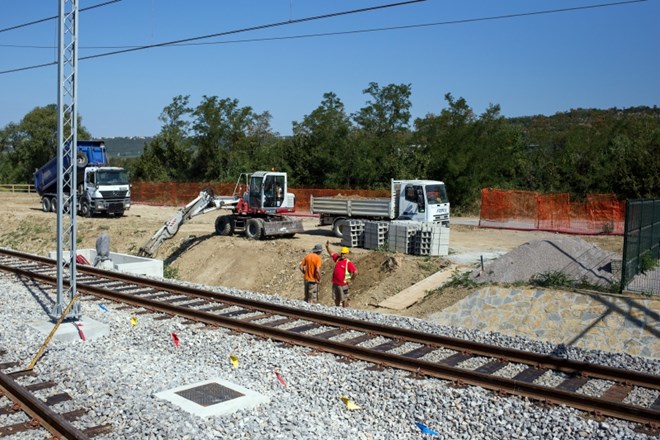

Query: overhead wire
[
  {"left": 0, "top": 0, "right": 425, "bottom": 75},
  {"left": 0, "top": 0, "right": 647, "bottom": 75},
  {"left": 0, "top": 0, "right": 124, "bottom": 34}
]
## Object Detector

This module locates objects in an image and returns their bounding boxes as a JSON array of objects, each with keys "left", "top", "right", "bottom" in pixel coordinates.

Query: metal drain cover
[
  {"left": 156, "top": 378, "right": 269, "bottom": 417},
  {"left": 175, "top": 382, "right": 245, "bottom": 407}
]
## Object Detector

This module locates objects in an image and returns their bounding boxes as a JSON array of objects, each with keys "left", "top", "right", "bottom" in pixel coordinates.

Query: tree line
[{"left": 1, "top": 83, "right": 658, "bottom": 212}]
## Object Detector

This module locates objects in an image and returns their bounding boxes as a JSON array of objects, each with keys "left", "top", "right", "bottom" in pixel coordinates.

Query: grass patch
[
  {"left": 443, "top": 269, "right": 478, "bottom": 289},
  {"left": 640, "top": 252, "right": 659, "bottom": 273},
  {"left": 163, "top": 264, "right": 179, "bottom": 280},
  {"left": 530, "top": 271, "right": 572, "bottom": 288}
]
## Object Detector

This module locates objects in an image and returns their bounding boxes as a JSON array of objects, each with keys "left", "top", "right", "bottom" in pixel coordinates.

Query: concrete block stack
[
  {"left": 340, "top": 219, "right": 365, "bottom": 248},
  {"left": 387, "top": 220, "right": 422, "bottom": 254},
  {"left": 414, "top": 223, "right": 450, "bottom": 256},
  {"left": 362, "top": 221, "right": 390, "bottom": 250}
]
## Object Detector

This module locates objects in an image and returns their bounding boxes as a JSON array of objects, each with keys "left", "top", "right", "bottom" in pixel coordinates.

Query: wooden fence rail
[{"left": 0, "top": 184, "right": 35, "bottom": 193}]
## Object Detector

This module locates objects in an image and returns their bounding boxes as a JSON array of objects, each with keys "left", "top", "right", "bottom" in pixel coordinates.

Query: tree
[
  {"left": 290, "top": 92, "right": 352, "bottom": 187},
  {"left": 131, "top": 95, "right": 193, "bottom": 181},
  {"left": 0, "top": 104, "right": 90, "bottom": 183},
  {"left": 352, "top": 83, "right": 416, "bottom": 184},
  {"left": 190, "top": 96, "right": 272, "bottom": 181},
  {"left": 415, "top": 94, "right": 521, "bottom": 211}
]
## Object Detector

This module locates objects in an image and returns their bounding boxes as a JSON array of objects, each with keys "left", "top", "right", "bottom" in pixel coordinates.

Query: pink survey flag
[
  {"left": 75, "top": 322, "right": 86, "bottom": 341},
  {"left": 171, "top": 332, "right": 180, "bottom": 347},
  {"left": 274, "top": 370, "right": 287, "bottom": 387}
]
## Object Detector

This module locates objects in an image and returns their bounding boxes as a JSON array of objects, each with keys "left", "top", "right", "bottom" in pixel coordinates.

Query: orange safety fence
[
  {"left": 479, "top": 188, "right": 625, "bottom": 235},
  {"left": 130, "top": 181, "right": 391, "bottom": 212}
]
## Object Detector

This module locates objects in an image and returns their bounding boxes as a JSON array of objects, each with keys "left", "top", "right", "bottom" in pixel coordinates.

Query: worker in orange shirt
[{"left": 299, "top": 243, "right": 323, "bottom": 304}]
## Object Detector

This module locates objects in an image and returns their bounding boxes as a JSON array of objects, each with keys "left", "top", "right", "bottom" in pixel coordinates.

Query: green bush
[
  {"left": 640, "top": 252, "right": 659, "bottom": 273},
  {"left": 163, "top": 264, "right": 179, "bottom": 280},
  {"left": 530, "top": 271, "right": 572, "bottom": 288}
]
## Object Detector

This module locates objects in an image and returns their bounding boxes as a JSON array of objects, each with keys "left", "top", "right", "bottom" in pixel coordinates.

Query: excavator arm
[{"left": 138, "top": 189, "right": 237, "bottom": 258}]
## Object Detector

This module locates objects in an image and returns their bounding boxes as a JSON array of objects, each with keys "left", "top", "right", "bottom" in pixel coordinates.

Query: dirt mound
[{"left": 471, "top": 235, "right": 617, "bottom": 289}]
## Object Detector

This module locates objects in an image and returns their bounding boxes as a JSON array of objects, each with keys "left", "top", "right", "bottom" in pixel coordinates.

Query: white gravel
[{"left": 0, "top": 272, "right": 658, "bottom": 440}]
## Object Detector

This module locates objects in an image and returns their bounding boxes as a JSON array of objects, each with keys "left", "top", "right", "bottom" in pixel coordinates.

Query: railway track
[
  {"left": 0, "top": 247, "right": 658, "bottom": 430},
  {"left": 0, "top": 349, "right": 111, "bottom": 439}
]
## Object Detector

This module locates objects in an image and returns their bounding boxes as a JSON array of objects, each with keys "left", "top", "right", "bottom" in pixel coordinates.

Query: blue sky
[{"left": 1, "top": 0, "right": 658, "bottom": 138}]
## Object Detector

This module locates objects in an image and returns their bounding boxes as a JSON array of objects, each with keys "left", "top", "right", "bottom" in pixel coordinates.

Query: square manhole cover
[
  {"left": 175, "top": 382, "right": 245, "bottom": 407},
  {"left": 156, "top": 378, "right": 269, "bottom": 417}
]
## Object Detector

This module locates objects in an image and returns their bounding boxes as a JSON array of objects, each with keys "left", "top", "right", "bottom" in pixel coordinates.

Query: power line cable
[
  {"left": 0, "top": 0, "right": 646, "bottom": 74},
  {"left": 1, "top": 0, "right": 646, "bottom": 51},
  {"left": 161, "top": 0, "right": 653, "bottom": 49},
  {"left": 0, "top": 0, "right": 425, "bottom": 75},
  {"left": 0, "top": 0, "right": 123, "bottom": 34}
]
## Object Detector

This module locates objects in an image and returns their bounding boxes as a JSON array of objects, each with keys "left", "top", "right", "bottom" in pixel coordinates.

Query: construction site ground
[
  {"left": 0, "top": 192, "right": 625, "bottom": 318},
  {"left": 5, "top": 192, "right": 659, "bottom": 359}
]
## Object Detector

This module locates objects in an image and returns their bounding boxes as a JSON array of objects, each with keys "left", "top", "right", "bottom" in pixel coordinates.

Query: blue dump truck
[{"left": 33, "top": 140, "right": 131, "bottom": 217}]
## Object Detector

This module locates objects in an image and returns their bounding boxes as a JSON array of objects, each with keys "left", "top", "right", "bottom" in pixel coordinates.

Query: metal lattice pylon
[{"left": 52, "top": 0, "right": 80, "bottom": 320}]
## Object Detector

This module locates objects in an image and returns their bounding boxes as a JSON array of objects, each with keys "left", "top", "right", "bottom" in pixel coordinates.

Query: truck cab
[
  {"left": 394, "top": 180, "right": 450, "bottom": 226},
  {"left": 34, "top": 140, "right": 131, "bottom": 217},
  {"left": 80, "top": 166, "right": 131, "bottom": 217}
]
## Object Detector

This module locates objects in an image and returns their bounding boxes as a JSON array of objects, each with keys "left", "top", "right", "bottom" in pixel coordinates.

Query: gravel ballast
[{"left": 0, "top": 273, "right": 658, "bottom": 440}]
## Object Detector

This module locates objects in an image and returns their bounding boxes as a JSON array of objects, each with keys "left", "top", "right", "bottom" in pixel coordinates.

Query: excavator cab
[{"left": 237, "top": 171, "right": 292, "bottom": 214}]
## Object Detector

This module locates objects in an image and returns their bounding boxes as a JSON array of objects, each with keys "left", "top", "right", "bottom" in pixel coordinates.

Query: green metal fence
[{"left": 621, "top": 198, "right": 660, "bottom": 294}]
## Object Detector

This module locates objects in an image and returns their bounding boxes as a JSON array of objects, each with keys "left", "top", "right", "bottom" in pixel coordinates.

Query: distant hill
[{"left": 103, "top": 136, "right": 153, "bottom": 157}]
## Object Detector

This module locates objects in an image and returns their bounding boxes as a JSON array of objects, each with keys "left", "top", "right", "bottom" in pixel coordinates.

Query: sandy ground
[{"left": 0, "top": 193, "right": 623, "bottom": 318}]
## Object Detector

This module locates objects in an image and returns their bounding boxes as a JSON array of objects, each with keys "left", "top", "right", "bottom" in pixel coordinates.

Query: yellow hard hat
[{"left": 340, "top": 247, "right": 350, "bottom": 254}]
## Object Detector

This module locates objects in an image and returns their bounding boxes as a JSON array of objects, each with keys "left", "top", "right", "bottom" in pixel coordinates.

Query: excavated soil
[{"left": 0, "top": 193, "right": 623, "bottom": 318}]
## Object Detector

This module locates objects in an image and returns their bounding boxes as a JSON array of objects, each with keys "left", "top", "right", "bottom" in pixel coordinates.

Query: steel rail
[
  {"left": 0, "top": 369, "right": 89, "bottom": 439},
  {"left": 50, "top": 278, "right": 660, "bottom": 425},
  {"left": 0, "top": 247, "right": 656, "bottom": 390},
  {"left": 1, "top": 248, "right": 659, "bottom": 426}
]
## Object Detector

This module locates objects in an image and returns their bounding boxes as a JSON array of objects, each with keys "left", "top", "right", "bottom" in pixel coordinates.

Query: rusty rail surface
[
  {"left": 0, "top": 368, "right": 90, "bottom": 439},
  {"left": 0, "top": 247, "right": 658, "bottom": 428}
]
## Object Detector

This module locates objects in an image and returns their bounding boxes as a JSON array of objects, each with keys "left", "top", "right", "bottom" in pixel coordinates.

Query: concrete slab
[
  {"left": 29, "top": 317, "right": 110, "bottom": 343},
  {"left": 378, "top": 265, "right": 468, "bottom": 310},
  {"left": 155, "top": 378, "right": 269, "bottom": 418},
  {"left": 48, "top": 249, "right": 163, "bottom": 277}
]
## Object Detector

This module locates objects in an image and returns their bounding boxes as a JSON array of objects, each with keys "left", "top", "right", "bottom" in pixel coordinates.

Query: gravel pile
[
  {"left": 470, "top": 236, "right": 617, "bottom": 289},
  {"left": 1, "top": 273, "right": 658, "bottom": 440}
]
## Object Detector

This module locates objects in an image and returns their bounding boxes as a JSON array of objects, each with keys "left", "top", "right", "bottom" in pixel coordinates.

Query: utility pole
[{"left": 52, "top": 0, "right": 80, "bottom": 320}]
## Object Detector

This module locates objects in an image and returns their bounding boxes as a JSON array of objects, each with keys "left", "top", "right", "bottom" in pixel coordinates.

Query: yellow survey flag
[
  {"left": 130, "top": 316, "right": 138, "bottom": 327},
  {"left": 230, "top": 354, "right": 239, "bottom": 369},
  {"left": 340, "top": 395, "right": 361, "bottom": 410}
]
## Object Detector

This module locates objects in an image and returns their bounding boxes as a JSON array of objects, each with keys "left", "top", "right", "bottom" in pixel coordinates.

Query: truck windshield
[
  {"left": 96, "top": 170, "right": 129, "bottom": 185},
  {"left": 426, "top": 184, "right": 448, "bottom": 204}
]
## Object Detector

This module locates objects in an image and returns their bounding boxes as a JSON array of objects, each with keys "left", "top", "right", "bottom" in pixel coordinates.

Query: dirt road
[{"left": 0, "top": 193, "right": 623, "bottom": 317}]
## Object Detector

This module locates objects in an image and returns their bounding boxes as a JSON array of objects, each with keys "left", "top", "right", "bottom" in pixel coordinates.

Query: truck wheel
[
  {"left": 215, "top": 216, "right": 234, "bottom": 236},
  {"left": 41, "top": 197, "right": 51, "bottom": 212},
  {"left": 245, "top": 218, "right": 263, "bottom": 240},
  {"left": 80, "top": 199, "right": 91, "bottom": 217},
  {"left": 332, "top": 218, "right": 347, "bottom": 238},
  {"left": 50, "top": 197, "right": 57, "bottom": 212}
]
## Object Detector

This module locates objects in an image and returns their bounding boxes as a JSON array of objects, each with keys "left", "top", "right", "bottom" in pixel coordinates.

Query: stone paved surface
[{"left": 429, "top": 287, "right": 660, "bottom": 359}]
